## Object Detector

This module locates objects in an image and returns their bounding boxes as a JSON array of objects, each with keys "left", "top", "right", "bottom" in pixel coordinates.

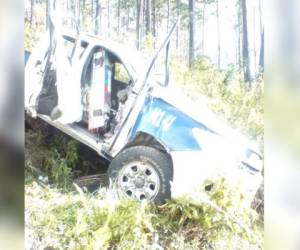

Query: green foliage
[
  {"left": 25, "top": 127, "right": 79, "bottom": 190},
  {"left": 44, "top": 136, "right": 79, "bottom": 190},
  {"left": 25, "top": 128, "right": 50, "bottom": 180},
  {"left": 26, "top": 176, "right": 263, "bottom": 249},
  {"left": 141, "top": 33, "right": 156, "bottom": 56},
  {"left": 45, "top": 149, "right": 73, "bottom": 190},
  {"left": 24, "top": 6, "right": 46, "bottom": 51},
  {"left": 49, "top": 134, "right": 79, "bottom": 167},
  {"left": 115, "top": 63, "right": 131, "bottom": 83},
  {"left": 171, "top": 56, "right": 264, "bottom": 148}
]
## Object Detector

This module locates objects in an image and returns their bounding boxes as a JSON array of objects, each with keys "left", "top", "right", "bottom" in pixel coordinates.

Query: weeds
[
  {"left": 45, "top": 149, "right": 73, "bottom": 190},
  {"left": 25, "top": 177, "right": 263, "bottom": 250},
  {"left": 25, "top": 126, "right": 79, "bottom": 190}
]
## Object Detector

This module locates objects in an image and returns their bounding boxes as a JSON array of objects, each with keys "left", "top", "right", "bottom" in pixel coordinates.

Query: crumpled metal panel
[{"left": 129, "top": 96, "right": 215, "bottom": 151}]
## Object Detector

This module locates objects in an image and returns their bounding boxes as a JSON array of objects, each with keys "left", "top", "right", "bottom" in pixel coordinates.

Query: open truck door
[
  {"left": 25, "top": 4, "right": 111, "bottom": 129},
  {"left": 25, "top": 32, "right": 50, "bottom": 117},
  {"left": 25, "top": 8, "right": 85, "bottom": 124}
]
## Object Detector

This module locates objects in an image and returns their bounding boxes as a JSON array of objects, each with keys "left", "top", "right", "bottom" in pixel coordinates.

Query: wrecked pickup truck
[{"left": 25, "top": 16, "right": 262, "bottom": 203}]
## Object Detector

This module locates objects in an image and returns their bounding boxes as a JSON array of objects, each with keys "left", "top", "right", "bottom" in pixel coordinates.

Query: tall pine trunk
[
  {"left": 253, "top": 4, "right": 257, "bottom": 73},
  {"left": 30, "top": 0, "right": 34, "bottom": 26},
  {"left": 94, "top": 0, "right": 100, "bottom": 35},
  {"left": 127, "top": 2, "right": 130, "bottom": 31},
  {"left": 91, "top": 0, "right": 94, "bottom": 26},
  {"left": 258, "top": 0, "right": 263, "bottom": 36},
  {"left": 202, "top": 2, "right": 206, "bottom": 55},
  {"left": 259, "top": 29, "right": 264, "bottom": 70},
  {"left": 176, "top": 0, "right": 180, "bottom": 50},
  {"left": 237, "top": 0, "right": 241, "bottom": 68},
  {"left": 117, "top": 0, "right": 120, "bottom": 35},
  {"left": 75, "top": 0, "right": 80, "bottom": 27},
  {"left": 152, "top": 0, "right": 156, "bottom": 38},
  {"left": 188, "top": 0, "right": 195, "bottom": 67},
  {"left": 241, "top": 0, "right": 251, "bottom": 84},
  {"left": 216, "top": 0, "right": 221, "bottom": 67},
  {"left": 258, "top": 0, "right": 264, "bottom": 71},
  {"left": 136, "top": 0, "right": 143, "bottom": 49},
  {"left": 145, "top": 0, "right": 151, "bottom": 35},
  {"left": 167, "top": 0, "right": 170, "bottom": 32},
  {"left": 107, "top": 0, "right": 110, "bottom": 37},
  {"left": 82, "top": 0, "right": 86, "bottom": 26},
  {"left": 46, "top": 0, "right": 49, "bottom": 29}
]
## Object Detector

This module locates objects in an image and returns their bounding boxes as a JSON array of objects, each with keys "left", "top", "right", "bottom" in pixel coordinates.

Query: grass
[{"left": 25, "top": 178, "right": 263, "bottom": 249}]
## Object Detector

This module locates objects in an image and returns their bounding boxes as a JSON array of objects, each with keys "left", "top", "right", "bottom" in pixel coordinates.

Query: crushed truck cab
[{"left": 25, "top": 14, "right": 262, "bottom": 203}]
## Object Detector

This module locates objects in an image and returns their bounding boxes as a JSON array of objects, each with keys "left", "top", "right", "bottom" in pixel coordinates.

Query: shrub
[
  {"left": 44, "top": 137, "right": 79, "bottom": 190},
  {"left": 25, "top": 177, "right": 263, "bottom": 250},
  {"left": 25, "top": 126, "right": 79, "bottom": 190}
]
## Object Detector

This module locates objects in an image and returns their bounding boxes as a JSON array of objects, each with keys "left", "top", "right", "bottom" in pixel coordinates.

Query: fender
[{"left": 129, "top": 96, "right": 216, "bottom": 151}]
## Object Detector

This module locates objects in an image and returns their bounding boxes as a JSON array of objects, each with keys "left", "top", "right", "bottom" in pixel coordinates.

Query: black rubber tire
[{"left": 107, "top": 146, "right": 173, "bottom": 203}]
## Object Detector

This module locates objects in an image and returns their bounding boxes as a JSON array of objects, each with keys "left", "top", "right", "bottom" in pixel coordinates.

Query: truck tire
[{"left": 108, "top": 146, "right": 173, "bottom": 203}]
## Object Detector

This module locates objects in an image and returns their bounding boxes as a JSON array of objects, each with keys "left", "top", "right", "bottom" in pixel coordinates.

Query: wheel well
[{"left": 125, "top": 132, "right": 171, "bottom": 160}]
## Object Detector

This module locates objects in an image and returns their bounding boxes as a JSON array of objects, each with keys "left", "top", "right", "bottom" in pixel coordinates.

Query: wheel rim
[{"left": 117, "top": 161, "right": 160, "bottom": 201}]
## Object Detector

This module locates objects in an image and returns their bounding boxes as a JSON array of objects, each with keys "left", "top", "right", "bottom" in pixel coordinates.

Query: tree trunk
[
  {"left": 241, "top": 0, "right": 251, "bottom": 83},
  {"left": 152, "top": 0, "right": 156, "bottom": 38},
  {"left": 188, "top": 0, "right": 195, "bottom": 67},
  {"left": 82, "top": 0, "right": 86, "bottom": 26},
  {"left": 117, "top": 0, "right": 120, "bottom": 35},
  {"left": 176, "top": 0, "right": 180, "bottom": 50},
  {"left": 258, "top": 0, "right": 264, "bottom": 71},
  {"left": 145, "top": 0, "right": 151, "bottom": 35},
  {"left": 202, "top": 2, "right": 206, "bottom": 55},
  {"left": 75, "top": 0, "right": 80, "bottom": 27},
  {"left": 94, "top": 0, "right": 100, "bottom": 34},
  {"left": 216, "top": 0, "right": 221, "bottom": 67},
  {"left": 237, "top": 0, "right": 241, "bottom": 68},
  {"left": 253, "top": 4, "right": 257, "bottom": 74},
  {"left": 127, "top": 2, "right": 130, "bottom": 31},
  {"left": 258, "top": 0, "right": 263, "bottom": 36},
  {"left": 259, "top": 29, "right": 264, "bottom": 70},
  {"left": 107, "top": 0, "right": 110, "bottom": 37},
  {"left": 30, "top": 0, "right": 34, "bottom": 26},
  {"left": 91, "top": 0, "right": 94, "bottom": 25},
  {"left": 167, "top": 0, "right": 170, "bottom": 32},
  {"left": 136, "top": 0, "right": 141, "bottom": 49},
  {"left": 46, "top": 0, "right": 49, "bottom": 29},
  {"left": 140, "top": 0, "right": 144, "bottom": 43},
  {"left": 142, "top": 0, "right": 146, "bottom": 38}
]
